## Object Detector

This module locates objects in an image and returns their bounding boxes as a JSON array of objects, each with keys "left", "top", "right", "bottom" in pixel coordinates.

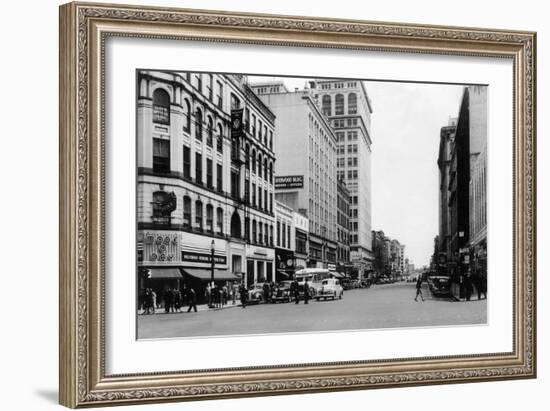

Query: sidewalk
[{"left": 138, "top": 302, "right": 242, "bottom": 315}]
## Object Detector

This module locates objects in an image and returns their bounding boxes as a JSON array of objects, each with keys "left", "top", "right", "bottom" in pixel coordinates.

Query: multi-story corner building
[
  {"left": 309, "top": 79, "right": 374, "bottom": 277},
  {"left": 337, "top": 178, "right": 351, "bottom": 269},
  {"left": 448, "top": 86, "right": 487, "bottom": 281},
  {"left": 136, "top": 71, "right": 277, "bottom": 301},
  {"left": 251, "top": 85, "right": 338, "bottom": 270},
  {"left": 274, "top": 200, "right": 296, "bottom": 281},
  {"left": 437, "top": 118, "right": 457, "bottom": 274},
  {"left": 389, "top": 239, "right": 405, "bottom": 279},
  {"left": 372, "top": 230, "right": 390, "bottom": 278}
]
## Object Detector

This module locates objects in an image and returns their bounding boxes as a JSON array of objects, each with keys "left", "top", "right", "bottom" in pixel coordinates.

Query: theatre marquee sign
[{"left": 275, "top": 175, "right": 304, "bottom": 189}]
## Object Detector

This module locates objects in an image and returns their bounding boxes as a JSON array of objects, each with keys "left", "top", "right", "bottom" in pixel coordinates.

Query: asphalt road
[{"left": 137, "top": 282, "right": 487, "bottom": 339}]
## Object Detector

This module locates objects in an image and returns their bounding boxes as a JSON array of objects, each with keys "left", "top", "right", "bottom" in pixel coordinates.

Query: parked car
[
  {"left": 428, "top": 276, "right": 451, "bottom": 297},
  {"left": 271, "top": 281, "right": 293, "bottom": 303},
  {"left": 247, "top": 283, "right": 266, "bottom": 304},
  {"left": 315, "top": 278, "right": 344, "bottom": 301}
]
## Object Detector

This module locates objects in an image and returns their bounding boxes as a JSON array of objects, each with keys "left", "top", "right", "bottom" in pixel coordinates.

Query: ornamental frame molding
[{"left": 59, "top": 2, "right": 536, "bottom": 408}]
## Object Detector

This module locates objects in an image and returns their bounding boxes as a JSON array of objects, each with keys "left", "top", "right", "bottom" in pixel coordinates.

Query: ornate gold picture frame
[{"left": 59, "top": 1, "right": 536, "bottom": 408}]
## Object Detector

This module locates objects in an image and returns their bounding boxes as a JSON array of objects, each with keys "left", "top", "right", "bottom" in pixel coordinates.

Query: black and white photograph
[{"left": 135, "top": 71, "right": 487, "bottom": 339}]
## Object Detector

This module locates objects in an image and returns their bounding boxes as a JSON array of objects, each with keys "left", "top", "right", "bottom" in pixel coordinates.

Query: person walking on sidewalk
[
  {"left": 186, "top": 288, "right": 197, "bottom": 313},
  {"left": 414, "top": 276, "right": 425, "bottom": 302},
  {"left": 239, "top": 283, "right": 248, "bottom": 308},
  {"left": 303, "top": 279, "right": 310, "bottom": 304}
]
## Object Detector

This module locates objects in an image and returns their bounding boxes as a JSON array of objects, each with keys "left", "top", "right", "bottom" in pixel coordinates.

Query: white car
[{"left": 315, "top": 278, "right": 344, "bottom": 301}]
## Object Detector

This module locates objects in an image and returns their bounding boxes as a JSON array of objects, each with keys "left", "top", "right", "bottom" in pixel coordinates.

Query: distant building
[
  {"left": 251, "top": 86, "right": 338, "bottom": 270},
  {"left": 309, "top": 79, "right": 374, "bottom": 276},
  {"left": 274, "top": 200, "right": 295, "bottom": 281},
  {"left": 469, "top": 142, "right": 487, "bottom": 276},
  {"left": 337, "top": 178, "right": 351, "bottom": 269},
  {"left": 293, "top": 211, "right": 309, "bottom": 272}
]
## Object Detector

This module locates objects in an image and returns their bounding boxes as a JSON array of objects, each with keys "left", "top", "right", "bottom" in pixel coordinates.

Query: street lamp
[{"left": 210, "top": 239, "right": 215, "bottom": 288}]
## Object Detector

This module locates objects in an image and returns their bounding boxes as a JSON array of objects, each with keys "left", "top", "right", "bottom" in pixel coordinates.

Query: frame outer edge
[{"left": 60, "top": 2, "right": 79, "bottom": 409}]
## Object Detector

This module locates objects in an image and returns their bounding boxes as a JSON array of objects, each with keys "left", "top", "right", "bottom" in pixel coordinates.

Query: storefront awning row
[
  {"left": 148, "top": 267, "right": 183, "bottom": 279},
  {"left": 182, "top": 268, "right": 242, "bottom": 282}
]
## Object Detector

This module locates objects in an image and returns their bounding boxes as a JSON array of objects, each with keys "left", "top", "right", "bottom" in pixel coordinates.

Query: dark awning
[
  {"left": 183, "top": 268, "right": 241, "bottom": 282},
  {"left": 277, "top": 270, "right": 291, "bottom": 278},
  {"left": 148, "top": 267, "right": 183, "bottom": 279}
]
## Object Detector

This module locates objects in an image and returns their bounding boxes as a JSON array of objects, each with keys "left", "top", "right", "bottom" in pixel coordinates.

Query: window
[
  {"left": 258, "top": 189, "right": 262, "bottom": 210},
  {"left": 152, "top": 191, "right": 170, "bottom": 220},
  {"left": 216, "top": 163, "right": 223, "bottom": 192},
  {"left": 251, "top": 149, "right": 257, "bottom": 173},
  {"left": 183, "top": 145, "right": 191, "bottom": 179},
  {"left": 258, "top": 223, "right": 263, "bottom": 244},
  {"left": 269, "top": 162, "right": 273, "bottom": 184},
  {"left": 263, "top": 125, "right": 268, "bottom": 146},
  {"left": 251, "top": 114, "right": 256, "bottom": 137},
  {"left": 245, "top": 108, "right": 250, "bottom": 132},
  {"left": 207, "top": 116, "right": 213, "bottom": 147},
  {"left": 264, "top": 188, "right": 268, "bottom": 210},
  {"left": 269, "top": 131, "right": 273, "bottom": 150},
  {"left": 287, "top": 225, "right": 291, "bottom": 249},
  {"left": 195, "top": 74, "right": 202, "bottom": 92},
  {"left": 245, "top": 177, "right": 250, "bottom": 203},
  {"left": 206, "top": 158, "right": 213, "bottom": 188},
  {"left": 230, "top": 93, "right": 240, "bottom": 110},
  {"left": 195, "top": 200, "right": 203, "bottom": 230},
  {"left": 230, "top": 211, "right": 241, "bottom": 239},
  {"left": 206, "top": 74, "right": 213, "bottom": 100},
  {"left": 216, "top": 80, "right": 223, "bottom": 108},
  {"left": 269, "top": 193, "right": 273, "bottom": 213},
  {"left": 348, "top": 93, "right": 357, "bottom": 114},
  {"left": 216, "top": 207, "right": 224, "bottom": 234},
  {"left": 245, "top": 145, "right": 250, "bottom": 170},
  {"left": 195, "top": 153, "right": 202, "bottom": 184},
  {"left": 252, "top": 220, "right": 257, "bottom": 243},
  {"left": 183, "top": 196, "right": 191, "bottom": 227},
  {"left": 245, "top": 217, "right": 250, "bottom": 241},
  {"left": 263, "top": 158, "right": 268, "bottom": 182},
  {"left": 257, "top": 153, "right": 262, "bottom": 178},
  {"left": 153, "top": 138, "right": 170, "bottom": 173},
  {"left": 322, "top": 95, "right": 332, "bottom": 116},
  {"left": 252, "top": 183, "right": 256, "bottom": 206},
  {"left": 206, "top": 204, "right": 213, "bottom": 233},
  {"left": 264, "top": 222, "right": 269, "bottom": 245},
  {"left": 269, "top": 225, "right": 274, "bottom": 247},
  {"left": 231, "top": 170, "right": 240, "bottom": 199},
  {"left": 152, "top": 88, "right": 170, "bottom": 124},
  {"left": 183, "top": 99, "right": 191, "bottom": 132},
  {"left": 195, "top": 108, "right": 203, "bottom": 140},
  {"left": 258, "top": 121, "right": 262, "bottom": 142},
  {"left": 282, "top": 223, "right": 286, "bottom": 247},
  {"left": 276, "top": 221, "right": 281, "bottom": 246},
  {"left": 216, "top": 124, "right": 223, "bottom": 153},
  {"left": 335, "top": 94, "right": 344, "bottom": 115}
]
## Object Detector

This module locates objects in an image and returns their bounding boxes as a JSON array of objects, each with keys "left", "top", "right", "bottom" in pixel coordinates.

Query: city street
[{"left": 138, "top": 282, "right": 487, "bottom": 339}]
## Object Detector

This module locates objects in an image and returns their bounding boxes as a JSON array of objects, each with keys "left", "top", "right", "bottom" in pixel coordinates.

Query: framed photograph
[{"left": 59, "top": 1, "right": 536, "bottom": 408}]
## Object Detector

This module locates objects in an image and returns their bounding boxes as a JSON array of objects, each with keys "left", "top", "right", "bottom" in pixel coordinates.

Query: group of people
[
  {"left": 140, "top": 286, "right": 198, "bottom": 314},
  {"left": 204, "top": 283, "right": 237, "bottom": 309}
]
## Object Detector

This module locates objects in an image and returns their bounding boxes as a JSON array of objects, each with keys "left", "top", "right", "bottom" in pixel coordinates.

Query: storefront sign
[
  {"left": 182, "top": 251, "right": 227, "bottom": 265},
  {"left": 275, "top": 175, "right": 304, "bottom": 189}
]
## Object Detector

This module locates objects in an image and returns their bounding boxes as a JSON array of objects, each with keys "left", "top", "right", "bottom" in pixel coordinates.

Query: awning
[
  {"left": 277, "top": 270, "right": 291, "bottom": 278},
  {"left": 148, "top": 267, "right": 183, "bottom": 279},
  {"left": 331, "top": 271, "right": 346, "bottom": 279},
  {"left": 182, "top": 268, "right": 241, "bottom": 282}
]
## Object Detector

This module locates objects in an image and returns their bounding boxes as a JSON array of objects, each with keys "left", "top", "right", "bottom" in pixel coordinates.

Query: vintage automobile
[
  {"left": 315, "top": 278, "right": 344, "bottom": 301},
  {"left": 427, "top": 276, "right": 451, "bottom": 297},
  {"left": 271, "top": 281, "right": 293, "bottom": 303},
  {"left": 247, "top": 283, "right": 267, "bottom": 304}
]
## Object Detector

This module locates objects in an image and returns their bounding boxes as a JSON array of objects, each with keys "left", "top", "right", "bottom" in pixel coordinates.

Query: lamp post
[{"left": 210, "top": 239, "right": 215, "bottom": 287}]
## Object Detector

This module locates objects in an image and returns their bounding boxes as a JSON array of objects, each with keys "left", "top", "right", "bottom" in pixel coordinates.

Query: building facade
[
  {"left": 293, "top": 211, "right": 309, "bottom": 271},
  {"left": 136, "top": 71, "right": 277, "bottom": 302},
  {"left": 310, "top": 79, "right": 374, "bottom": 277},
  {"left": 274, "top": 200, "right": 296, "bottom": 281},
  {"left": 251, "top": 86, "right": 338, "bottom": 270},
  {"left": 336, "top": 178, "right": 351, "bottom": 271}
]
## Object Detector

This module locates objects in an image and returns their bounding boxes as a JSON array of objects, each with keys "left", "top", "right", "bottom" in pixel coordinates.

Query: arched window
[
  {"left": 257, "top": 153, "right": 263, "bottom": 178},
  {"left": 183, "top": 196, "right": 191, "bottom": 227},
  {"left": 183, "top": 99, "right": 191, "bottom": 132},
  {"left": 251, "top": 149, "right": 256, "bottom": 173},
  {"left": 195, "top": 200, "right": 203, "bottom": 230},
  {"left": 348, "top": 93, "right": 357, "bottom": 114},
  {"left": 207, "top": 116, "right": 213, "bottom": 147},
  {"left": 216, "top": 207, "right": 224, "bottom": 234},
  {"left": 269, "top": 131, "right": 273, "bottom": 150},
  {"left": 230, "top": 210, "right": 241, "bottom": 239},
  {"left": 195, "top": 107, "right": 203, "bottom": 140},
  {"left": 263, "top": 125, "right": 268, "bottom": 146},
  {"left": 335, "top": 94, "right": 344, "bottom": 115},
  {"left": 263, "top": 158, "right": 268, "bottom": 181},
  {"left": 152, "top": 88, "right": 170, "bottom": 124},
  {"left": 322, "top": 95, "right": 331, "bottom": 117},
  {"left": 206, "top": 204, "right": 214, "bottom": 233},
  {"left": 269, "top": 162, "right": 273, "bottom": 184},
  {"left": 216, "top": 124, "right": 223, "bottom": 153}
]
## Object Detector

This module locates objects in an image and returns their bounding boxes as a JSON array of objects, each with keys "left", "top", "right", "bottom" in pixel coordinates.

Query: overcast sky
[{"left": 251, "top": 76, "right": 464, "bottom": 267}]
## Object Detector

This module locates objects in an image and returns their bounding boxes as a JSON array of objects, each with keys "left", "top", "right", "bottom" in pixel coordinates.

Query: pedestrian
[
  {"left": 205, "top": 283, "right": 212, "bottom": 308},
  {"left": 303, "top": 279, "right": 310, "bottom": 304},
  {"left": 464, "top": 273, "right": 473, "bottom": 301},
  {"left": 164, "top": 288, "right": 173, "bottom": 313},
  {"left": 480, "top": 272, "right": 487, "bottom": 299},
  {"left": 151, "top": 289, "right": 157, "bottom": 313},
  {"left": 414, "top": 276, "right": 425, "bottom": 302},
  {"left": 262, "top": 282, "right": 270, "bottom": 304},
  {"left": 222, "top": 284, "right": 228, "bottom": 306},
  {"left": 174, "top": 288, "right": 182, "bottom": 312},
  {"left": 232, "top": 282, "right": 238, "bottom": 305},
  {"left": 239, "top": 283, "right": 248, "bottom": 308},
  {"left": 144, "top": 288, "right": 153, "bottom": 314},
  {"left": 219, "top": 285, "right": 225, "bottom": 308},
  {"left": 186, "top": 287, "right": 197, "bottom": 313},
  {"left": 293, "top": 279, "right": 300, "bottom": 304}
]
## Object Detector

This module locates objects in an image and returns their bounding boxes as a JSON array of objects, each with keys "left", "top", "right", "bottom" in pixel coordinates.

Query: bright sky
[{"left": 250, "top": 76, "right": 464, "bottom": 267}]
